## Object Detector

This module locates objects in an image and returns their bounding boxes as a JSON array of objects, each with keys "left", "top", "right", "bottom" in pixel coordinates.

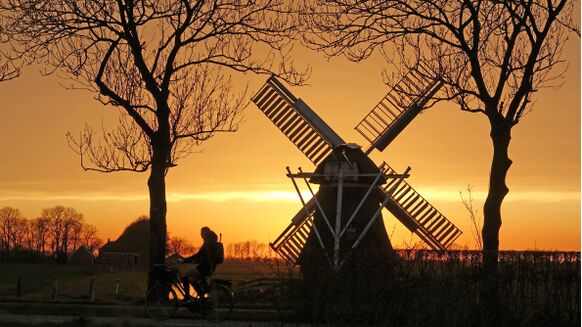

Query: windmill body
[
  {"left": 251, "top": 63, "right": 462, "bottom": 274},
  {"left": 299, "top": 144, "right": 395, "bottom": 275}
]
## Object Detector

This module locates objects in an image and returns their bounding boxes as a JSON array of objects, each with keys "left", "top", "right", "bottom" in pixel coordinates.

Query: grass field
[
  {"left": 0, "top": 259, "right": 295, "bottom": 304},
  {"left": 0, "top": 263, "right": 147, "bottom": 302},
  {"left": 0, "top": 252, "right": 579, "bottom": 326}
]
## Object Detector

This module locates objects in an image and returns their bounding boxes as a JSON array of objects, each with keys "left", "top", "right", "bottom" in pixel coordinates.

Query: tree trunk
[
  {"left": 481, "top": 117, "right": 512, "bottom": 317},
  {"left": 147, "top": 144, "right": 169, "bottom": 288},
  {"left": 62, "top": 237, "right": 68, "bottom": 264}
]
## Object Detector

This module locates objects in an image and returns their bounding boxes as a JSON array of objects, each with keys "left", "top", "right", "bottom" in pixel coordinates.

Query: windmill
[{"left": 251, "top": 63, "right": 462, "bottom": 272}]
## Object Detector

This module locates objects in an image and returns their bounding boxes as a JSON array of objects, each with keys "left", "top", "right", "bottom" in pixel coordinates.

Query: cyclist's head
[{"left": 201, "top": 226, "right": 211, "bottom": 240}]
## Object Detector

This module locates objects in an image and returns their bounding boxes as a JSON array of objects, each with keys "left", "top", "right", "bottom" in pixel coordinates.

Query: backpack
[{"left": 215, "top": 233, "right": 225, "bottom": 264}]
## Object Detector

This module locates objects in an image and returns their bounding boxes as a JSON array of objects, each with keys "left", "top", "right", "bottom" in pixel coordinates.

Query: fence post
[
  {"left": 115, "top": 279, "right": 120, "bottom": 298},
  {"left": 89, "top": 279, "right": 95, "bottom": 302},
  {"left": 52, "top": 278, "right": 58, "bottom": 302},
  {"left": 16, "top": 277, "right": 21, "bottom": 298}
]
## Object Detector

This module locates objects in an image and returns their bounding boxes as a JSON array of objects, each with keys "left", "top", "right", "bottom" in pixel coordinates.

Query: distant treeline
[
  {"left": 0, "top": 204, "right": 275, "bottom": 264},
  {"left": 226, "top": 240, "right": 273, "bottom": 260},
  {"left": 0, "top": 206, "right": 102, "bottom": 263},
  {"left": 168, "top": 238, "right": 274, "bottom": 261}
]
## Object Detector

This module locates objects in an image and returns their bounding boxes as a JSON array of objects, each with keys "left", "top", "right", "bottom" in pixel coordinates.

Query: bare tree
[
  {"left": 0, "top": 55, "right": 18, "bottom": 81},
  {"left": 41, "top": 206, "right": 83, "bottom": 263},
  {"left": 0, "top": 207, "right": 24, "bottom": 259},
  {"left": 70, "top": 220, "right": 83, "bottom": 254},
  {"left": 61, "top": 211, "right": 84, "bottom": 260},
  {"left": 167, "top": 235, "right": 194, "bottom": 256},
  {"left": 81, "top": 224, "right": 103, "bottom": 256},
  {"left": 11, "top": 217, "right": 28, "bottom": 251},
  {"left": 42, "top": 207, "right": 64, "bottom": 259},
  {"left": 4, "top": 0, "right": 306, "bottom": 285},
  {"left": 460, "top": 185, "right": 483, "bottom": 251},
  {"left": 0, "top": 23, "right": 18, "bottom": 81},
  {"left": 304, "top": 0, "right": 578, "bottom": 314},
  {"left": 251, "top": 241, "right": 268, "bottom": 260},
  {"left": 30, "top": 216, "right": 51, "bottom": 258},
  {"left": 23, "top": 219, "right": 34, "bottom": 252},
  {"left": 226, "top": 243, "right": 235, "bottom": 259},
  {"left": 306, "top": 0, "right": 576, "bottom": 265}
]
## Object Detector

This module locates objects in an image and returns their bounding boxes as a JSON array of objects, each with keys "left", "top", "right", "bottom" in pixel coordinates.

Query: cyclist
[{"left": 179, "top": 226, "right": 219, "bottom": 299}]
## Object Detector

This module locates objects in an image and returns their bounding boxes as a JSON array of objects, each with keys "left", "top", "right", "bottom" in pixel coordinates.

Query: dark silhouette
[
  {"left": 98, "top": 216, "right": 150, "bottom": 266},
  {"left": 81, "top": 224, "right": 104, "bottom": 257},
  {"left": 41, "top": 206, "right": 84, "bottom": 264},
  {"left": 180, "top": 227, "right": 218, "bottom": 298},
  {"left": 3, "top": 0, "right": 307, "bottom": 288},
  {"left": 166, "top": 235, "right": 195, "bottom": 257},
  {"left": 0, "top": 27, "right": 18, "bottom": 81},
  {"left": 0, "top": 207, "right": 26, "bottom": 260},
  {"left": 146, "top": 257, "right": 233, "bottom": 321},
  {"left": 298, "top": 145, "right": 396, "bottom": 308},
  {"left": 252, "top": 75, "right": 462, "bottom": 315},
  {"left": 0, "top": 59, "right": 18, "bottom": 81},
  {"left": 70, "top": 245, "right": 94, "bottom": 264},
  {"left": 303, "top": 0, "right": 578, "bottom": 315},
  {"left": 0, "top": 205, "right": 102, "bottom": 263},
  {"left": 30, "top": 216, "right": 50, "bottom": 259}
]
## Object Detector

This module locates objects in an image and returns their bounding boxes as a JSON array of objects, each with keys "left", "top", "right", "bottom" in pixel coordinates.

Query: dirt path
[{"left": 0, "top": 313, "right": 310, "bottom": 326}]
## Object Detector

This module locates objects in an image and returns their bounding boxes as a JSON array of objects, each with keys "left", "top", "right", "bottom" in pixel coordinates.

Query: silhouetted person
[{"left": 179, "top": 226, "right": 218, "bottom": 298}]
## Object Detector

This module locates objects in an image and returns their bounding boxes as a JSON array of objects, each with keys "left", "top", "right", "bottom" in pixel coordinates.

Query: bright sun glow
[{"left": 0, "top": 188, "right": 577, "bottom": 203}]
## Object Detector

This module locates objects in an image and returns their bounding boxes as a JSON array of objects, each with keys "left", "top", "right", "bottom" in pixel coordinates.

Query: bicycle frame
[
  {"left": 166, "top": 268, "right": 208, "bottom": 300},
  {"left": 146, "top": 265, "right": 234, "bottom": 322}
]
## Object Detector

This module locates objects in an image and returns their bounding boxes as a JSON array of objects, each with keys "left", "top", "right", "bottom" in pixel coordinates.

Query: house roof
[
  {"left": 72, "top": 245, "right": 93, "bottom": 257},
  {"left": 99, "top": 240, "right": 117, "bottom": 252},
  {"left": 98, "top": 218, "right": 149, "bottom": 255}
]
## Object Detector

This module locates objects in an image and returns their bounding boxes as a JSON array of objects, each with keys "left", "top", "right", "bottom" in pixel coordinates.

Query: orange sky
[{"left": 0, "top": 37, "right": 579, "bottom": 251}]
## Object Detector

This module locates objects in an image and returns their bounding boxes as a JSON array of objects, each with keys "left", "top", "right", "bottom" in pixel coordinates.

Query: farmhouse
[
  {"left": 97, "top": 217, "right": 149, "bottom": 266},
  {"left": 70, "top": 245, "right": 94, "bottom": 264},
  {"left": 98, "top": 240, "right": 141, "bottom": 266}
]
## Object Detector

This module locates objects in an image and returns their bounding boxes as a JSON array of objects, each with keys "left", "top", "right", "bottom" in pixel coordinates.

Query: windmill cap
[{"left": 310, "top": 144, "right": 386, "bottom": 185}]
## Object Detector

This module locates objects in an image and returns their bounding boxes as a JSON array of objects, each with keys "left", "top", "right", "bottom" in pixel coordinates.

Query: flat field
[
  {"left": 0, "top": 251, "right": 579, "bottom": 326},
  {"left": 0, "top": 259, "right": 293, "bottom": 304}
]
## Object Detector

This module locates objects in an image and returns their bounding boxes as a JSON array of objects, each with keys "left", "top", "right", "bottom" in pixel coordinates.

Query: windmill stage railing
[{"left": 269, "top": 162, "right": 462, "bottom": 266}]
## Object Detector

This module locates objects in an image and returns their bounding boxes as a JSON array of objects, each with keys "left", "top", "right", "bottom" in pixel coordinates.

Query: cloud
[
  {"left": 418, "top": 188, "right": 580, "bottom": 203},
  {"left": 0, "top": 187, "right": 577, "bottom": 203},
  {"left": 0, "top": 190, "right": 312, "bottom": 203}
]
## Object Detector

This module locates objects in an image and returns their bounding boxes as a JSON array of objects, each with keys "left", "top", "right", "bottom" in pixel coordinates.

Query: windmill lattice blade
[
  {"left": 379, "top": 163, "right": 461, "bottom": 250},
  {"left": 356, "top": 62, "right": 444, "bottom": 153},
  {"left": 269, "top": 198, "right": 316, "bottom": 266},
  {"left": 252, "top": 77, "right": 345, "bottom": 166}
]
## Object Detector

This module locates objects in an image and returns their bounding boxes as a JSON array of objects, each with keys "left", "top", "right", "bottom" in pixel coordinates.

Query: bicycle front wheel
[
  {"left": 144, "top": 283, "right": 179, "bottom": 320},
  {"left": 200, "top": 285, "right": 233, "bottom": 322}
]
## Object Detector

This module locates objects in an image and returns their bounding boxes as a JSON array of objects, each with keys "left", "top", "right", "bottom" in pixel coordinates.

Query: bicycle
[{"left": 145, "top": 264, "right": 233, "bottom": 322}]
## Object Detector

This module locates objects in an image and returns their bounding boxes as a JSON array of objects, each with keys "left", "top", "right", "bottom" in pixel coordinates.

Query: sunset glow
[
  {"left": 0, "top": 188, "right": 578, "bottom": 204},
  {"left": 0, "top": 40, "right": 579, "bottom": 252}
]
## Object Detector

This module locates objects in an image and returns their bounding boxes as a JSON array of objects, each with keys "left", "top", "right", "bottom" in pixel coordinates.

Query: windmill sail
[
  {"left": 356, "top": 62, "right": 443, "bottom": 153},
  {"left": 269, "top": 197, "right": 317, "bottom": 265},
  {"left": 255, "top": 74, "right": 461, "bottom": 266},
  {"left": 378, "top": 163, "right": 461, "bottom": 250},
  {"left": 252, "top": 76, "right": 345, "bottom": 166}
]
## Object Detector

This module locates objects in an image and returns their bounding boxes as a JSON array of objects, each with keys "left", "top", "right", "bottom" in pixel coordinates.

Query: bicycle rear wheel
[
  {"left": 200, "top": 284, "right": 233, "bottom": 322},
  {"left": 144, "top": 283, "right": 178, "bottom": 320}
]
